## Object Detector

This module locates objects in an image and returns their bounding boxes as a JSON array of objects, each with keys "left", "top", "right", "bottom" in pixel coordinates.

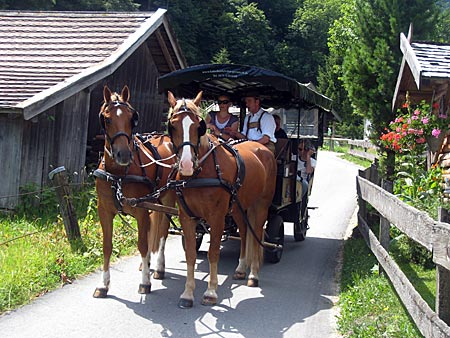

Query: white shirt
[
  {"left": 297, "top": 157, "right": 317, "bottom": 182},
  {"left": 242, "top": 108, "right": 277, "bottom": 143}
]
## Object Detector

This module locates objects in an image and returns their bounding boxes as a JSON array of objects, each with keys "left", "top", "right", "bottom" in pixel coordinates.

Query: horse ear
[
  {"left": 168, "top": 91, "right": 177, "bottom": 108},
  {"left": 103, "top": 85, "right": 112, "bottom": 104},
  {"left": 121, "top": 85, "right": 130, "bottom": 102},
  {"left": 193, "top": 91, "right": 203, "bottom": 106}
]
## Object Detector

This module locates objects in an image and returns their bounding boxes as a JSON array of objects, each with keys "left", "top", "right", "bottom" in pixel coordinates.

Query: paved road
[{"left": 0, "top": 151, "right": 360, "bottom": 338}]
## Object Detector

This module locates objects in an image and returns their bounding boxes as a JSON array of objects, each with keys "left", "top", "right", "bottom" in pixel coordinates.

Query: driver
[{"left": 225, "top": 92, "right": 277, "bottom": 154}]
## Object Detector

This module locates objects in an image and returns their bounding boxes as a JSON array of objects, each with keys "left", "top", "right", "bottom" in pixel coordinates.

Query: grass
[
  {"left": 338, "top": 236, "right": 424, "bottom": 337},
  {"left": 336, "top": 151, "right": 436, "bottom": 337},
  {"left": 0, "top": 182, "right": 138, "bottom": 314}
]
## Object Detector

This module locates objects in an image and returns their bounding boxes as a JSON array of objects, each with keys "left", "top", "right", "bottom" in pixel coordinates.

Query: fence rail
[
  {"left": 357, "top": 166, "right": 450, "bottom": 337},
  {"left": 324, "top": 137, "right": 378, "bottom": 161}
]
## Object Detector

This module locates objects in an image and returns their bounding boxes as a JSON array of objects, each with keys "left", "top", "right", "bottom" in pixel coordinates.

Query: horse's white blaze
[
  {"left": 116, "top": 107, "right": 123, "bottom": 117},
  {"left": 99, "top": 270, "right": 110, "bottom": 289},
  {"left": 179, "top": 115, "right": 194, "bottom": 176}
]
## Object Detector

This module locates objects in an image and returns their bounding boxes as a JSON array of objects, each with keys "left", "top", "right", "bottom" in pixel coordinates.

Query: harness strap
[{"left": 93, "top": 168, "right": 156, "bottom": 188}]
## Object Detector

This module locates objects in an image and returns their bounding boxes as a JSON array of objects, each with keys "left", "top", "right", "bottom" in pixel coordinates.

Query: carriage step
[{"left": 307, "top": 206, "right": 318, "bottom": 210}]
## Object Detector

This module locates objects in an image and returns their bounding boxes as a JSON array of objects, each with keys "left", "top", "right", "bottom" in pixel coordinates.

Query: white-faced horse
[{"left": 167, "top": 91, "right": 277, "bottom": 307}]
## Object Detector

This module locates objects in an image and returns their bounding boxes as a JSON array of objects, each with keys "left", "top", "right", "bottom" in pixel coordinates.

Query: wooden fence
[
  {"left": 324, "top": 137, "right": 378, "bottom": 161},
  {"left": 357, "top": 164, "right": 450, "bottom": 337}
]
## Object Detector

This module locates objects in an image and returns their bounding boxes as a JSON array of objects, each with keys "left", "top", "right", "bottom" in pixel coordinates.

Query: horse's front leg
[
  {"left": 135, "top": 210, "right": 151, "bottom": 294},
  {"left": 178, "top": 215, "right": 197, "bottom": 308},
  {"left": 201, "top": 218, "right": 225, "bottom": 306},
  {"left": 93, "top": 206, "right": 114, "bottom": 298}
]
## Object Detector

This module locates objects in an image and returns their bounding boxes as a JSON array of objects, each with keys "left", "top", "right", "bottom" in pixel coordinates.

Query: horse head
[
  {"left": 167, "top": 91, "right": 206, "bottom": 176},
  {"left": 100, "top": 85, "right": 139, "bottom": 166}
]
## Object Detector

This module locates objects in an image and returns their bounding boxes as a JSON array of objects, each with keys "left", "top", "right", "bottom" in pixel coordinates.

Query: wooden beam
[{"left": 155, "top": 28, "right": 176, "bottom": 72}]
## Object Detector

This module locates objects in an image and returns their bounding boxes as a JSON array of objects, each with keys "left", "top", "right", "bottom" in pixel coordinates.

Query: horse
[
  {"left": 166, "top": 91, "right": 277, "bottom": 308},
  {"left": 93, "top": 85, "right": 176, "bottom": 298}
]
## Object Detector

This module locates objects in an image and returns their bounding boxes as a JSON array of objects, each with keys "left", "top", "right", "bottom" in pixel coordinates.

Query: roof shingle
[{"left": 0, "top": 10, "right": 164, "bottom": 111}]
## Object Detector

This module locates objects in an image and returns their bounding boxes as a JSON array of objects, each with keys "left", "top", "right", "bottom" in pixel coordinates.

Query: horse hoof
[
  {"left": 93, "top": 287, "right": 108, "bottom": 298},
  {"left": 138, "top": 284, "right": 151, "bottom": 294},
  {"left": 233, "top": 271, "right": 246, "bottom": 280},
  {"left": 201, "top": 295, "right": 217, "bottom": 306},
  {"left": 153, "top": 271, "right": 165, "bottom": 280},
  {"left": 247, "top": 278, "right": 259, "bottom": 287},
  {"left": 178, "top": 298, "right": 194, "bottom": 309}
]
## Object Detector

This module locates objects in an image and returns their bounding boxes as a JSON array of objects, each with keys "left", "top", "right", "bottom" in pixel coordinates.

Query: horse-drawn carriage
[
  {"left": 93, "top": 64, "right": 334, "bottom": 307},
  {"left": 157, "top": 63, "right": 334, "bottom": 263}
]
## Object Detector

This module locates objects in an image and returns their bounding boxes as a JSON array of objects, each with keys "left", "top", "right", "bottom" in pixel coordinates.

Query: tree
[{"left": 275, "top": 0, "right": 342, "bottom": 83}]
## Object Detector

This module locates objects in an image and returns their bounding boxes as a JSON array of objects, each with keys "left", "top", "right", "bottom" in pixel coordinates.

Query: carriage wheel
[
  {"left": 264, "top": 214, "right": 284, "bottom": 263},
  {"left": 181, "top": 233, "right": 204, "bottom": 252},
  {"left": 294, "top": 203, "right": 308, "bottom": 242}
]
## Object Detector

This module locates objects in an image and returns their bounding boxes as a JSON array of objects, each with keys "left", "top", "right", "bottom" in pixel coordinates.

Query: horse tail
[
  {"left": 245, "top": 208, "right": 264, "bottom": 268},
  {"left": 148, "top": 211, "right": 168, "bottom": 253}
]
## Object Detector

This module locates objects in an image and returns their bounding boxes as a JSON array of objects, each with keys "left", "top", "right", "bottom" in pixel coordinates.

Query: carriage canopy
[{"left": 157, "top": 63, "right": 333, "bottom": 112}]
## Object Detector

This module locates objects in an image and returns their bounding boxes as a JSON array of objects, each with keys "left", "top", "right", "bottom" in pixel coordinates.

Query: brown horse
[
  {"left": 93, "top": 85, "right": 176, "bottom": 298},
  {"left": 167, "top": 91, "right": 277, "bottom": 308}
]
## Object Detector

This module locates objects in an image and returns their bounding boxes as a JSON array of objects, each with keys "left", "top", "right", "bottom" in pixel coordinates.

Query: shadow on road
[{"left": 105, "top": 234, "right": 341, "bottom": 337}]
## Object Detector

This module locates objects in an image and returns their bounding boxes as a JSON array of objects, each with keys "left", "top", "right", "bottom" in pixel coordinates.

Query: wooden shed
[
  {"left": 392, "top": 25, "right": 450, "bottom": 199},
  {"left": 0, "top": 9, "right": 186, "bottom": 209}
]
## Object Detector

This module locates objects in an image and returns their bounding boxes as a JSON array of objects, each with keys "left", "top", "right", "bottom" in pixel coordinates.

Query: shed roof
[
  {"left": 0, "top": 9, "right": 186, "bottom": 119},
  {"left": 393, "top": 25, "right": 450, "bottom": 110}
]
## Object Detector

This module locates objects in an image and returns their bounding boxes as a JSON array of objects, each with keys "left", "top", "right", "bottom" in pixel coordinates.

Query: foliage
[{"left": 380, "top": 97, "right": 449, "bottom": 152}]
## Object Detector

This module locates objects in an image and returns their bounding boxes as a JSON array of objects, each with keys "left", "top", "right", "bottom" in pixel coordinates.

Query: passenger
[
  {"left": 225, "top": 92, "right": 277, "bottom": 154},
  {"left": 205, "top": 94, "right": 239, "bottom": 141},
  {"left": 297, "top": 139, "right": 316, "bottom": 215},
  {"left": 273, "top": 114, "right": 288, "bottom": 139}
]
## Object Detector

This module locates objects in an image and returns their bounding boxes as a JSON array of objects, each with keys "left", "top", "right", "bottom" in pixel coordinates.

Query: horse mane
[{"left": 169, "top": 98, "right": 202, "bottom": 119}]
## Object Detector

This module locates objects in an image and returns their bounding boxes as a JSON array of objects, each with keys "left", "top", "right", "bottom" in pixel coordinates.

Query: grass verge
[
  {"left": 338, "top": 235, "right": 423, "bottom": 337},
  {"left": 0, "top": 183, "right": 138, "bottom": 314}
]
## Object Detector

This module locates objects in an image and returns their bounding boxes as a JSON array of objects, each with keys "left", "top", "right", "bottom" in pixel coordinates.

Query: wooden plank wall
[{"left": 0, "top": 115, "right": 23, "bottom": 209}]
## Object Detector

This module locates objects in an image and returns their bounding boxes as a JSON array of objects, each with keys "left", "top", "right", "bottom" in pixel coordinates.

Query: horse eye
[{"left": 105, "top": 117, "right": 112, "bottom": 125}]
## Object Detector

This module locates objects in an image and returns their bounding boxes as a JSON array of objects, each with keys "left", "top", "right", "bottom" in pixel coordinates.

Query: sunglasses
[{"left": 217, "top": 100, "right": 230, "bottom": 105}]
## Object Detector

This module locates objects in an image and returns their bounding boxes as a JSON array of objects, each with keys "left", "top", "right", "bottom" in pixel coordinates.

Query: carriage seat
[{"left": 274, "top": 138, "right": 289, "bottom": 164}]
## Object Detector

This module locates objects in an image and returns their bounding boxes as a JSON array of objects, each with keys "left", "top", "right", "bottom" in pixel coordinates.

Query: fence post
[
  {"left": 437, "top": 207, "right": 450, "bottom": 325},
  {"left": 357, "top": 169, "right": 367, "bottom": 221},
  {"left": 48, "top": 166, "right": 81, "bottom": 241}
]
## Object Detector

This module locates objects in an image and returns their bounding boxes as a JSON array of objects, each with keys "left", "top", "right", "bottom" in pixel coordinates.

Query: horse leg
[
  {"left": 201, "top": 218, "right": 225, "bottom": 306},
  {"left": 136, "top": 210, "right": 151, "bottom": 294},
  {"left": 246, "top": 205, "right": 266, "bottom": 287},
  {"left": 231, "top": 212, "right": 247, "bottom": 280},
  {"left": 93, "top": 206, "right": 114, "bottom": 298},
  {"left": 178, "top": 215, "right": 197, "bottom": 308}
]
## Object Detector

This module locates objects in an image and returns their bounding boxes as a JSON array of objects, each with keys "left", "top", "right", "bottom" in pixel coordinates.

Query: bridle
[
  {"left": 168, "top": 99, "right": 206, "bottom": 157},
  {"left": 100, "top": 100, "right": 139, "bottom": 158}
]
